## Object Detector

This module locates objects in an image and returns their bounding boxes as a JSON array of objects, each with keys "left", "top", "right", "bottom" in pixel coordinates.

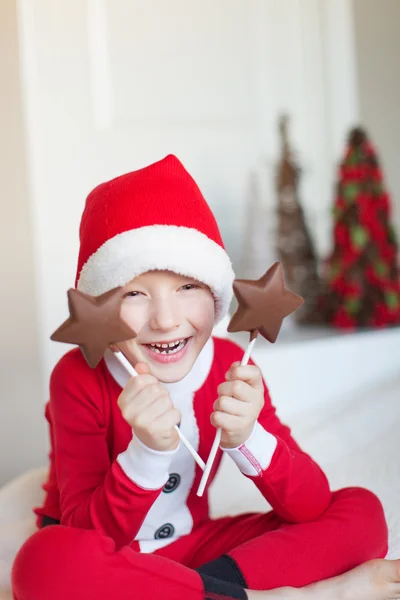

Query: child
[{"left": 12, "top": 155, "right": 398, "bottom": 600}]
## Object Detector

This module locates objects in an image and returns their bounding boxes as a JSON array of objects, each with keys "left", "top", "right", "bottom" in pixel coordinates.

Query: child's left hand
[{"left": 211, "top": 362, "right": 265, "bottom": 449}]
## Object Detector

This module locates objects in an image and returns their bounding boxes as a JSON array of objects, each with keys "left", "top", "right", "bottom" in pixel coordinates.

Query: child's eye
[
  {"left": 181, "top": 283, "right": 198, "bottom": 291},
  {"left": 124, "top": 291, "right": 142, "bottom": 298}
]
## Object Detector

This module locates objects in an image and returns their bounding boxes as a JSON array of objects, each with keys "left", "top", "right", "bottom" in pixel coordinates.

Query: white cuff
[
  {"left": 222, "top": 421, "right": 277, "bottom": 476},
  {"left": 117, "top": 433, "right": 180, "bottom": 490}
]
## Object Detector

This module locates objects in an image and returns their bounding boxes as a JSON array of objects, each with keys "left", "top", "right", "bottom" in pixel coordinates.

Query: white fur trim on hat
[{"left": 77, "top": 225, "right": 235, "bottom": 322}]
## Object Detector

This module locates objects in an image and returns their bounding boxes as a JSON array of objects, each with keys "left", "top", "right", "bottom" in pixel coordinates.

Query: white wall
[
  {"left": 17, "top": 0, "right": 359, "bottom": 387},
  {"left": 0, "top": 0, "right": 365, "bottom": 485},
  {"left": 352, "top": 0, "right": 400, "bottom": 235},
  {"left": 0, "top": 0, "right": 47, "bottom": 486}
]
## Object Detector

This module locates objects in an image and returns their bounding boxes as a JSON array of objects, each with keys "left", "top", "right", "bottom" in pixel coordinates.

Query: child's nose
[{"left": 149, "top": 299, "right": 180, "bottom": 332}]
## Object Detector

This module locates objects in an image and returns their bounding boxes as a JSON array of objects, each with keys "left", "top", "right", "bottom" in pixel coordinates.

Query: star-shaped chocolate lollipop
[
  {"left": 228, "top": 262, "right": 304, "bottom": 342},
  {"left": 51, "top": 287, "right": 137, "bottom": 368},
  {"left": 197, "top": 262, "right": 304, "bottom": 498}
]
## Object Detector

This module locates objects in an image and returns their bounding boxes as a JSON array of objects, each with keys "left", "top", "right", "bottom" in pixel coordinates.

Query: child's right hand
[{"left": 117, "top": 362, "right": 181, "bottom": 452}]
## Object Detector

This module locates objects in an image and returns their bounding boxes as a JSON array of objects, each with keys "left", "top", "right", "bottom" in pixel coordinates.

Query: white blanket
[{"left": 210, "top": 374, "right": 400, "bottom": 558}]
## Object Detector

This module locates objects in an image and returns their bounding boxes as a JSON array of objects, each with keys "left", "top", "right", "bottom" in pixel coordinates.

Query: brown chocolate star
[
  {"left": 51, "top": 287, "right": 137, "bottom": 368},
  {"left": 228, "top": 262, "right": 304, "bottom": 342}
]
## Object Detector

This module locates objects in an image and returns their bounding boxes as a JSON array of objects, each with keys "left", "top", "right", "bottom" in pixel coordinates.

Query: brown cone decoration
[
  {"left": 275, "top": 115, "right": 321, "bottom": 323},
  {"left": 51, "top": 288, "right": 137, "bottom": 368}
]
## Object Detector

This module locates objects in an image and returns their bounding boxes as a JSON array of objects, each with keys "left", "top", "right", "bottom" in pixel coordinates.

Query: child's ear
[{"left": 109, "top": 343, "right": 119, "bottom": 352}]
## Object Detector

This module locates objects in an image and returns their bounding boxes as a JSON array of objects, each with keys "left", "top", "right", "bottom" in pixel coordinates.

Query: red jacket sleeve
[{"left": 49, "top": 351, "right": 167, "bottom": 548}]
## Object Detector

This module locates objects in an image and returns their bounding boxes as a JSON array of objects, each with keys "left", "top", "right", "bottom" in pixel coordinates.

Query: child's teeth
[{"left": 147, "top": 339, "right": 187, "bottom": 355}]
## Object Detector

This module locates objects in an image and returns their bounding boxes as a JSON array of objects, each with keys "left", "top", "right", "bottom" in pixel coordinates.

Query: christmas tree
[
  {"left": 275, "top": 116, "right": 321, "bottom": 323},
  {"left": 319, "top": 127, "right": 400, "bottom": 329}
]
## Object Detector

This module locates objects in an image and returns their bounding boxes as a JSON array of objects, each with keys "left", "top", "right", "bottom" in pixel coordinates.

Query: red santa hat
[{"left": 76, "top": 154, "right": 235, "bottom": 322}]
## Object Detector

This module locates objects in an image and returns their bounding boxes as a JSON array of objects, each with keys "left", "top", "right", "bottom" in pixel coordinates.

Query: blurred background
[{"left": 0, "top": 0, "right": 399, "bottom": 489}]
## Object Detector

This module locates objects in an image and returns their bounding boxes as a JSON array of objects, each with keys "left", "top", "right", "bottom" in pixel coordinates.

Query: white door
[{"left": 16, "top": 0, "right": 359, "bottom": 385}]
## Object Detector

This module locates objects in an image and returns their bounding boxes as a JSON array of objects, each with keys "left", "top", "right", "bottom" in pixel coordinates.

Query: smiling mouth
[{"left": 144, "top": 338, "right": 190, "bottom": 355}]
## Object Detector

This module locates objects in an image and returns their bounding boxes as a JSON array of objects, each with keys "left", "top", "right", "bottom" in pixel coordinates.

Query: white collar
[{"left": 104, "top": 337, "right": 214, "bottom": 396}]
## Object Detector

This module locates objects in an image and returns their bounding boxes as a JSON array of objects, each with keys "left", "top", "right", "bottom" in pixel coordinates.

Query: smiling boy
[{"left": 12, "top": 155, "right": 398, "bottom": 600}]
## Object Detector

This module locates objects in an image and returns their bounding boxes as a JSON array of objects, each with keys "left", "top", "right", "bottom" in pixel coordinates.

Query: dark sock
[
  {"left": 197, "top": 554, "right": 248, "bottom": 588},
  {"left": 198, "top": 572, "right": 248, "bottom": 599},
  {"left": 41, "top": 515, "right": 61, "bottom": 528},
  {"left": 197, "top": 555, "right": 248, "bottom": 599}
]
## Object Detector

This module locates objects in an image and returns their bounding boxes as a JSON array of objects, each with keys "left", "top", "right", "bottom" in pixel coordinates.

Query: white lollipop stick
[
  {"left": 114, "top": 350, "right": 206, "bottom": 471},
  {"left": 196, "top": 335, "right": 258, "bottom": 497}
]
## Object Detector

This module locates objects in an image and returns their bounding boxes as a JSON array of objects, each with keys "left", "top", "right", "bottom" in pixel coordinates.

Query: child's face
[{"left": 116, "top": 270, "right": 215, "bottom": 383}]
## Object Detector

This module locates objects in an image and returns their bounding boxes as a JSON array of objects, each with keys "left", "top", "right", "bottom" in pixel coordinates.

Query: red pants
[{"left": 12, "top": 487, "right": 388, "bottom": 600}]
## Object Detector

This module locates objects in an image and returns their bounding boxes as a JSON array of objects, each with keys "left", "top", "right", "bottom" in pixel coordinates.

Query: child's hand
[
  {"left": 117, "top": 362, "right": 181, "bottom": 452},
  {"left": 211, "top": 362, "right": 265, "bottom": 449}
]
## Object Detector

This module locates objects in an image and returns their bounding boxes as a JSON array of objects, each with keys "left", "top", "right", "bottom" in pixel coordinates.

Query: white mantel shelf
[{"left": 215, "top": 323, "right": 400, "bottom": 423}]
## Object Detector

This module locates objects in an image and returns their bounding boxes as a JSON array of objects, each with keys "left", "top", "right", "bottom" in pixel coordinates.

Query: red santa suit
[
  {"left": 34, "top": 335, "right": 332, "bottom": 546},
  {"left": 12, "top": 335, "right": 388, "bottom": 600},
  {"left": 12, "top": 155, "right": 388, "bottom": 600}
]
